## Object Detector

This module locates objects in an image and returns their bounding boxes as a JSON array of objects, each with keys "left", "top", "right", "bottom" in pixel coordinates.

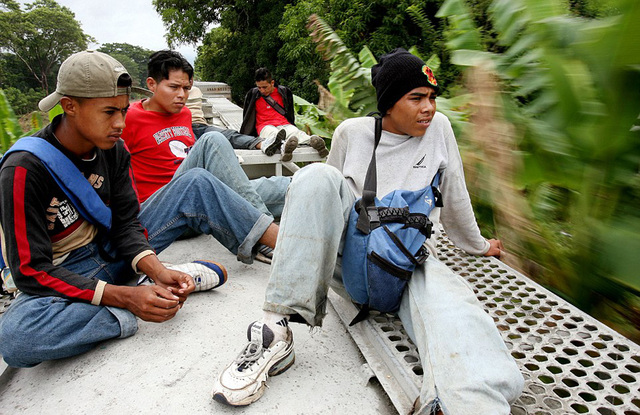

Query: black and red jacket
[{"left": 0, "top": 115, "right": 152, "bottom": 302}]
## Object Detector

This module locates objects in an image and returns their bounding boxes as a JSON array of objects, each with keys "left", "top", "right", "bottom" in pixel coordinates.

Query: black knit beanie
[{"left": 371, "top": 48, "right": 439, "bottom": 115}]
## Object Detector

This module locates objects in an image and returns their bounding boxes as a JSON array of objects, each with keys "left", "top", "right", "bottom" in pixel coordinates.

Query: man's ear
[
  {"left": 59, "top": 96, "right": 77, "bottom": 116},
  {"left": 146, "top": 77, "right": 157, "bottom": 92}
]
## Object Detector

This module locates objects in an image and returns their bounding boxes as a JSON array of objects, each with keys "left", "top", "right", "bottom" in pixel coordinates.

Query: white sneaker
[
  {"left": 212, "top": 321, "right": 295, "bottom": 406},
  {"left": 167, "top": 260, "right": 227, "bottom": 292},
  {"left": 262, "top": 129, "right": 286, "bottom": 157}
]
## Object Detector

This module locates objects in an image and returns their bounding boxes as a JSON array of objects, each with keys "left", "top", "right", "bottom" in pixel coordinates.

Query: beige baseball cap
[{"left": 38, "top": 50, "right": 131, "bottom": 112}]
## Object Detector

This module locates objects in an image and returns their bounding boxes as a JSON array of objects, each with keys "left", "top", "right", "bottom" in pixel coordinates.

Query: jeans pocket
[{"left": 367, "top": 251, "right": 412, "bottom": 313}]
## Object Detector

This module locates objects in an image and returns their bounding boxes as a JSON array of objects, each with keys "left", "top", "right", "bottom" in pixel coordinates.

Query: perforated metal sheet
[{"left": 330, "top": 233, "right": 640, "bottom": 415}]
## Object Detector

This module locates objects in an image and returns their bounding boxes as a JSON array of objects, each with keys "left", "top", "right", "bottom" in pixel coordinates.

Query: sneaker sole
[
  {"left": 309, "top": 136, "right": 329, "bottom": 158},
  {"left": 212, "top": 339, "right": 295, "bottom": 406},
  {"left": 268, "top": 348, "right": 295, "bottom": 376},
  {"left": 281, "top": 137, "right": 298, "bottom": 162},
  {"left": 264, "top": 129, "right": 286, "bottom": 157}
]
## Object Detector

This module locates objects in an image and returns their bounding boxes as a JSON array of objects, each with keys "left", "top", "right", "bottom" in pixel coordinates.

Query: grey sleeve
[
  {"left": 439, "top": 127, "right": 490, "bottom": 255},
  {"left": 326, "top": 122, "right": 349, "bottom": 173}
]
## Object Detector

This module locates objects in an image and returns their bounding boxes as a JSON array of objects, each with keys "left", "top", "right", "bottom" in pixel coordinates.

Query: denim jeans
[
  {"left": 192, "top": 123, "right": 262, "bottom": 150},
  {"left": 177, "top": 131, "right": 289, "bottom": 218},
  {"left": 0, "top": 242, "right": 138, "bottom": 367},
  {"left": 263, "top": 163, "right": 523, "bottom": 414},
  {"left": 0, "top": 168, "right": 273, "bottom": 367}
]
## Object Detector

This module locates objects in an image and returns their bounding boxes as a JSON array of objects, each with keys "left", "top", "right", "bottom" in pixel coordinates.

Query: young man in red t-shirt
[
  {"left": 122, "top": 51, "right": 289, "bottom": 221},
  {"left": 239, "top": 68, "right": 328, "bottom": 162}
]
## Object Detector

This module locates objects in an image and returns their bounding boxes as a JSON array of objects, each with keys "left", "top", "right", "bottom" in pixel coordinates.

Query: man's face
[
  {"left": 146, "top": 69, "right": 192, "bottom": 113},
  {"left": 256, "top": 80, "right": 275, "bottom": 96},
  {"left": 67, "top": 95, "right": 129, "bottom": 158},
  {"left": 383, "top": 86, "right": 437, "bottom": 137}
]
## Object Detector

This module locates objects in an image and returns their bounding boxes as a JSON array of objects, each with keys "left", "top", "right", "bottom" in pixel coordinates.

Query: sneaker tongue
[{"left": 247, "top": 322, "right": 275, "bottom": 348}]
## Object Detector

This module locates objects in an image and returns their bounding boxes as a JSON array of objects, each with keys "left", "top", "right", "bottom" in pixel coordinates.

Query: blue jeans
[
  {"left": 264, "top": 164, "right": 523, "bottom": 414},
  {"left": 178, "top": 131, "right": 289, "bottom": 218},
  {"left": 0, "top": 242, "right": 138, "bottom": 368},
  {"left": 0, "top": 168, "right": 272, "bottom": 367},
  {"left": 192, "top": 123, "right": 262, "bottom": 150}
]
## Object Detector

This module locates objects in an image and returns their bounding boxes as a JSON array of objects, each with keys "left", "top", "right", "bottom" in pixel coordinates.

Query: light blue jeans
[
  {"left": 178, "top": 131, "right": 289, "bottom": 218},
  {"left": 0, "top": 168, "right": 272, "bottom": 367},
  {"left": 264, "top": 164, "right": 524, "bottom": 414}
]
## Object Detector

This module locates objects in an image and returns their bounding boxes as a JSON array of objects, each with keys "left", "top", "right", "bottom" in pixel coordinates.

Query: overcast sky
[{"left": 21, "top": 0, "right": 198, "bottom": 63}]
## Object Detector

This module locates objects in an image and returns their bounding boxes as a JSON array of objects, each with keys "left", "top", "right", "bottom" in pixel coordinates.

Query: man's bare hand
[
  {"left": 126, "top": 285, "right": 182, "bottom": 322},
  {"left": 153, "top": 268, "right": 196, "bottom": 304},
  {"left": 484, "top": 238, "right": 504, "bottom": 258},
  {"left": 102, "top": 284, "right": 182, "bottom": 322}
]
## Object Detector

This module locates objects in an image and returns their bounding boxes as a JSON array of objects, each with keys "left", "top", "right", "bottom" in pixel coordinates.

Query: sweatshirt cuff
[
  {"left": 132, "top": 250, "right": 155, "bottom": 273},
  {"left": 91, "top": 280, "right": 107, "bottom": 305}
]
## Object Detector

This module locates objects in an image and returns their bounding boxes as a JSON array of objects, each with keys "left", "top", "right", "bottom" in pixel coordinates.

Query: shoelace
[{"left": 235, "top": 341, "right": 263, "bottom": 371}]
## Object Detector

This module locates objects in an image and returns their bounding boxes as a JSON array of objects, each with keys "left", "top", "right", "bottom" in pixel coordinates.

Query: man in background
[{"left": 240, "top": 67, "right": 328, "bottom": 162}]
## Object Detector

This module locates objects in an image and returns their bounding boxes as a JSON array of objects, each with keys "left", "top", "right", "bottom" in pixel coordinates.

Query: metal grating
[{"left": 330, "top": 232, "right": 640, "bottom": 415}]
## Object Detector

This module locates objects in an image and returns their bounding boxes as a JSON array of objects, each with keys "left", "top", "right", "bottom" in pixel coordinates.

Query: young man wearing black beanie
[{"left": 212, "top": 48, "right": 524, "bottom": 414}]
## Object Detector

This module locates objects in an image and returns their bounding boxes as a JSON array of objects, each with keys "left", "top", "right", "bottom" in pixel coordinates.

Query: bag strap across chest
[{"left": 355, "top": 115, "right": 443, "bottom": 235}]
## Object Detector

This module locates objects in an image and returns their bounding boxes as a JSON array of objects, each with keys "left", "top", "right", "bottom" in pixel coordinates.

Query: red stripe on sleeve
[{"left": 13, "top": 166, "right": 94, "bottom": 301}]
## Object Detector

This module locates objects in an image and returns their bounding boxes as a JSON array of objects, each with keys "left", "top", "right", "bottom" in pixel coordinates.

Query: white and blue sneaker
[
  {"left": 212, "top": 321, "right": 295, "bottom": 406},
  {"left": 167, "top": 260, "right": 227, "bottom": 292}
]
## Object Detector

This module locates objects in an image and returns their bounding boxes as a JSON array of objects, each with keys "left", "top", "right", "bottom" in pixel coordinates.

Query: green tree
[
  {"left": 97, "top": 43, "right": 154, "bottom": 88},
  {"left": 191, "top": 0, "right": 292, "bottom": 104},
  {"left": 0, "top": 0, "right": 92, "bottom": 93},
  {"left": 155, "top": 0, "right": 455, "bottom": 103}
]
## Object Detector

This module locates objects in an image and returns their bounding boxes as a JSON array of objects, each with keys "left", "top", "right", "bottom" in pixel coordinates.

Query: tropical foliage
[
  {"left": 0, "top": 89, "right": 43, "bottom": 154},
  {"left": 436, "top": 0, "right": 640, "bottom": 337}
]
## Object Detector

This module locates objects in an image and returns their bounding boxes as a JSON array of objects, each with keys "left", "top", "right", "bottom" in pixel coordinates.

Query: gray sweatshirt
[{"left": 327, "top": 113, "right": 489, "bottom": 256}]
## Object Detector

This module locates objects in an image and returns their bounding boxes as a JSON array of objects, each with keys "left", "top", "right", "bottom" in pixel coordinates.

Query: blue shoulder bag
[
  {"left": 0, "top": 136, "right": 112, "bottom": 289},
  {"left": 341, "top": 116, "right": 442, "bottom": 324}
]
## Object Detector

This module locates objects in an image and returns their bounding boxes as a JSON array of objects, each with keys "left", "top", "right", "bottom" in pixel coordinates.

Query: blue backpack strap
[{"left": 0, "top": 136, "right": 112, "bottom": 230}]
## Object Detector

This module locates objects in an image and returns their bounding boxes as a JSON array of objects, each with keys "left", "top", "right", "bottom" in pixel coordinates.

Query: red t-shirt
[
  {"left": 255, "top": 89, "right": 289, "bottom": 134},
  {"left": 121, "top": 100, "right": 195, "bottom": 202}
]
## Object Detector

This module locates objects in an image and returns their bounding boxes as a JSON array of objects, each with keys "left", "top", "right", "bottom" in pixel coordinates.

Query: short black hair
[
  {"left": 148, "top": 50, "right": 194, "bottom": 83},
  {"left": 255, "top": 67, "right": 272, "bottom": 83},
  {"left": 117, "top": 73, "right": 133, "bottom": 88}
]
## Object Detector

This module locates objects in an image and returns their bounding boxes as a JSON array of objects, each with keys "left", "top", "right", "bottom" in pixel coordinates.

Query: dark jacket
[
  {"left": 240, "top": 85, "right": 295, "bottom": 136},
  {"left": 0, "top": 115, "right": 151, "bottom": 302}
]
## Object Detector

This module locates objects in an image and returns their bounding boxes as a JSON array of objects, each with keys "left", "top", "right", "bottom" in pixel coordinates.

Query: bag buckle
[{"left": 366, "top": 206, "right": 380, "bottom": 230}]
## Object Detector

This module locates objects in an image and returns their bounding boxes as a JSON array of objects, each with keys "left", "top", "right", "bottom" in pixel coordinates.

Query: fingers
[
  {"left": 484, "top": 239, "right": 504, "bottom": 258},
  {"left": 136, "top": 286, "right": 182, "bottom": 322}
]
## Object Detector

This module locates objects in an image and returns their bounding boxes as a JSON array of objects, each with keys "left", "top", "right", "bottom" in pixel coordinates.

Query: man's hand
[
  {"left": 102, "top": 284, "right": 182, "bottom": 322},
  {"left": 153, "top": 267, "right": 196, "bottom": 304},
  {"left": 484, "top": 238, "right": 504, "bottom": 258},
  {"left": 136, "top": 253, "right": 195, "bottom": 305}
]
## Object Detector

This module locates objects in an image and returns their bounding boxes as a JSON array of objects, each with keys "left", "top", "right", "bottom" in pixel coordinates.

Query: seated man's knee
[
  {"left": 198, "top": 131, "right": 231, "bottom": 151},
  {"left": 289, "top": 163, "right": 343, "bottom": 193},
  {"left": 0, "top": 318, "right": 35, "bottom": 367},
  {"left": 174, "top": 167, "right": 219, "bottom": 187}
]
